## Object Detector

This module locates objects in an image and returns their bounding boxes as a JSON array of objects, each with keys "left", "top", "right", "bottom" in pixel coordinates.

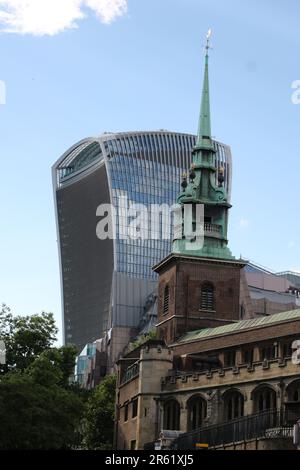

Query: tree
[
  {"left": 83, "top": 374, "right": 117, "bottom": 450},
  {"left": 0, "top": 373, "right": 84, "bottom": 449},
  {"left": 26, "top": 345, "right": 78, "bottom": 387},
  {"left": 0, "top": 347, "right": 84, "bottom": 449},
  {"left": 0, "top": 304, "right": 58, "bottom": 374}
]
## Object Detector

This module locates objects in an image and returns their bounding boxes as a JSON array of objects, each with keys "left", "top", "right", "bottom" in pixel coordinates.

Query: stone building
[
  {"left": 116, "top": 317, "right": 300, "bottom": 450},
  {"left": 115, "top": 39, "right": 300, "bottom": 450}
]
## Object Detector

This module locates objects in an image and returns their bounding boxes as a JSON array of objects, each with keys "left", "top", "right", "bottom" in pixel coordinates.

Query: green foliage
[
  {"left": 82, "top": 374, "right": 117, "bottom": 450},
  {"left": 127, "top": 329, "right": 157, "bottom": 352},
  {"left": 0, "top": 306, "right": 118, "bottom": 450},
  {"left": 0, "top": 372, "right": 84, "bottom": 449},
  {"left": 26, "top": 345, "right": 78, "bottom": 387},
  {"left": 0, "top": 304, "right": 58, "bottom": 374},
  {"left": 26, "top": 353, "right": 63, "bottom": 387},
  {"left": 0, "top": 306, "right": 84, "bottom": 450}
]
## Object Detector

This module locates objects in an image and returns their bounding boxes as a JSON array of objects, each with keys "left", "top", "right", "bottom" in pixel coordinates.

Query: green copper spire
[
  {"left": 173, "top": 30, "right": 235, "bottom": 261},
  {"left": 195, "top": 29, "right": 214, "bottom": 152}
]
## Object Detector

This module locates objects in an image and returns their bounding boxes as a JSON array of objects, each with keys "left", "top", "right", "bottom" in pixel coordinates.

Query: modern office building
[
  {"left": 277, "top": 271, "right": 300, "bottom": 291},
  {"left": 52, "top": 131, "right": 232, "bottom": 367}
]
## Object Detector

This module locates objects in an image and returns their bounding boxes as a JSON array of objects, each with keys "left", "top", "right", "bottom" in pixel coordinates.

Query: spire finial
[{"left": 205, "top": 28, "right": 212, "bottom": 57}]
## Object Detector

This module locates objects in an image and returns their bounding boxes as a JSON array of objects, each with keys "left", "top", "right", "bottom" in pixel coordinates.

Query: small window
[
  {"left": 283, "top": 342, "right": 293, "bottom": 358},
  {"left": 261, "top": 343, "right": 278, "bottom": 361},
  {"left": 132, "top": 398, "right": 138, "bottom": 419},
  {"left": 243, "top": 348, "right": 254, "bottom": 364},
  {"left": 224, "top": 350, "right": 236, "bottom": 368},
  {"left": 201, "top": 282, "right": 214, "bottom": 311},
  {"left": 124, "top": 403, "right": 129, "bottom": 422},
  {"left": 240, "top": 304, "right": 246, "bottom": 319},
  {"left": 130, "top": 440, "right": 137, "bottom": 450},
  {"left": 163, "top": 285, "right": 170, "bottom": 314}
]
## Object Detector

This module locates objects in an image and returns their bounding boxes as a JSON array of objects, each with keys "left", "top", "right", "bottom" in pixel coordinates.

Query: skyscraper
[{"left": 53, "top": 131, "right": 232, "bottom": 366}]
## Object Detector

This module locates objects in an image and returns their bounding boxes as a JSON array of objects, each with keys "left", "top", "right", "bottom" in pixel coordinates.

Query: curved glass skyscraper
[{"left": 52, "top": 131, "right": 232, "bottom": 366}]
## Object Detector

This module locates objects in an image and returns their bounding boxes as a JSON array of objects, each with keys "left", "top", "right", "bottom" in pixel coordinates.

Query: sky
[{"left": 0, "top": 0, "right": 299, "bottom": 343}]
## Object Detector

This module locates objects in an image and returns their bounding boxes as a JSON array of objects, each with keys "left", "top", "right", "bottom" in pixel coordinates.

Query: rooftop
[{"left": 175, "top": 309, "right": 300, "bottom": 345}]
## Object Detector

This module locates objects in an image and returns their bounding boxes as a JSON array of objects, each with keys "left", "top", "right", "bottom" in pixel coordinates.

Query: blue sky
[{"left": 0, "top": 0, "right": 299, "bottom": 343}]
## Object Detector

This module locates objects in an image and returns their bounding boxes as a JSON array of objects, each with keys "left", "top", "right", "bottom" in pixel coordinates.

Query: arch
[
  {"left": 163, "top": 399, "right": 180, "bottom": 431},
  {"left": 201, "top": 282, "right": 214, "bottom": 311},
  {"left": 251, "top": 383, "right": 278, "bottom": 399},
  {"left": 186, "top": 395, "right": 207, "bottom": 431},
  {"left": 252, "top": 385, "right": 277, "bottom": 412},
  {"left": 163, "top": 285, "right": 170, "bottom": 314},
  {"left": 286, "top": 379, "right": 300, "bottom": 402},
  {"left": 222, "top": 389, "right": 244, "bottom": 421}
]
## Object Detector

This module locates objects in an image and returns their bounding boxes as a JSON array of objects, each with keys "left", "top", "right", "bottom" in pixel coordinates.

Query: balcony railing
[
  {"left": 204, "top": 223, "right": 222, "bottom": 235},
  {"left": 172, "top": 409, "right": 297, "bottom": 450},
  {"left": 121, "top": 361, "right": 139, "bottom": 385}
]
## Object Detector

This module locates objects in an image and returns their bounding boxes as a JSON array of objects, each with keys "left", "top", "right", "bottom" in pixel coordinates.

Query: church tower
[{"left": 154, "top": 32, "right": 246, "bottom": 344}]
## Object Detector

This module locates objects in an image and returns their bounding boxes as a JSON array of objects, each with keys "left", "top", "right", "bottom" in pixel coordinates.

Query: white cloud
[
  {"left": 85, "top": 0, "right": 127, "bottom": 24},
  {"left": 0, "top": 0, "right": 128, "bottom": 36},
  {"left": 238, "top": 218, "right": 250, "bottom": 229}
]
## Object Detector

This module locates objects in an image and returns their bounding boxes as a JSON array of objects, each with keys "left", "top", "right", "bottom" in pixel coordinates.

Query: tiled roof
[{"left": 176, "top": 309, "right": 300, "bottom": 344}]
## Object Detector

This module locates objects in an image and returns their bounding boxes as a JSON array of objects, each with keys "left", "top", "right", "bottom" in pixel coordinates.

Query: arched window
[
  {"left": 163, "top": 285, "right": 169, "bottom": 314},
  {"left": 187, "top": 396, "right": 207, "bottom": 431},
  {"left": 163, "top": 400, "right": 180, "bottom": 430},
  {"left": 253, "top": 386, "right": 277, "bottom": 412},
  {"left": 287, "top": 380, "right": 300, "bottom": 402},
  {"left": 224, "top": 391, "right": 244, "bottom": 421},
  {"left": 201, "top": 282, "right": 214, "bottom": 311}
]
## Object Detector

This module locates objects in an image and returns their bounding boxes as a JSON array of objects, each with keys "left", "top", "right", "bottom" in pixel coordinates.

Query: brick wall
[{"left": 156, "top": 256, "right": 244, "bottom": 343}]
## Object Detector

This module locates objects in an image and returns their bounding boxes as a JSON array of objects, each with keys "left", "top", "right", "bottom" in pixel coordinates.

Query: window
[
  {"left": 163, "top": 400, "right": 180, "bottom": 430},
  {"left": 132, "top": 398, "right": 138, "bottom": 419},
  {"left": 224, "top": 391, "right": 244, "bottom": 421},
  {"left": 254, "top": 387, "right": 277, "bottom": 412},
  {"left": 124, "top": 403, "right": 129, "bottom": 422},
  {"left": 201, "top": 283, "right": 214, "bottom": 311},
  {"left": 261, "top": 343, "right": 278, "bottom": 361},
  {"left": 240, "top": 304, "right": 246, "bottom": 319},
  {"left": 224, "top": 350, "right": 236, "bottom": 368},
  {"left": 293, "top": 390, "right": 300, "bottom": 402},
  {"left": 283, "top": 342, "right": 293, "bottom": 358},
  {"left": 130, "top": 440, "right": 137, "bottom": 450},
  {"left": 287, "top": 380, "right": 300, "bottom": 402},
  {"left": 163, "top": 285, "right": 170, "bottom": 314},
  {"left": 243, "top": 348, "right": 254, "bottom": 364},
  {"left": 187, "top": 396, "right": 207, "bottom": 431}
]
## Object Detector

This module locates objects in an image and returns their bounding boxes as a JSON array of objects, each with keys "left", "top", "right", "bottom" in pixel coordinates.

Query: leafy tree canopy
[
  {"left": 0, "top": 304, "right": 58, "bottom": 374},
  {"left": 0, "top": 371, "right": 83, "bottom": 449},
  {"left": 83, "top": 374, "right": 117, "bottom": 450}
]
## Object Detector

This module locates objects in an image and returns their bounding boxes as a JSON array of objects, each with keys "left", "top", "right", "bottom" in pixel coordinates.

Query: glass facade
[
  {"left": 53, "top": 131, "right": 232, "bottom": 353},
  {"left": 104, "top": 132, "right": 231, "bottom": 281}
]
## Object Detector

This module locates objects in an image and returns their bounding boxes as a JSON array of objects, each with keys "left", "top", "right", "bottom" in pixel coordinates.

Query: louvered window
[
  {"left": 163, "top": 285, "right": 169, "bottom": 314},
  {"left": 201, "top": 283, "right": 214, "bottom": 310}
]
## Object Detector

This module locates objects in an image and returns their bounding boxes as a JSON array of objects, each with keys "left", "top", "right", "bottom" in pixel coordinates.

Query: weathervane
[{"left": 205, "top": 28, "right": 212, "bottom": 56}]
